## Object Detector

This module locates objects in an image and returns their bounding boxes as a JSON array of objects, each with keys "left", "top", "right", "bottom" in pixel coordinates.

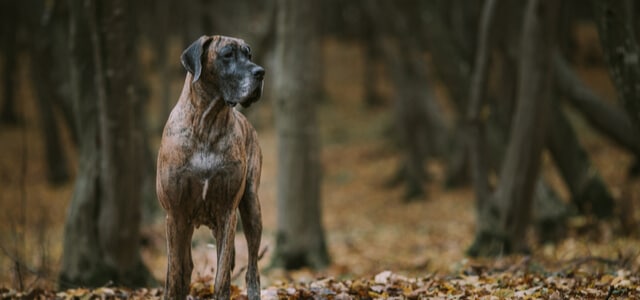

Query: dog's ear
[{"left": 181, "top": 35, "right": 213, "bottom": 83}]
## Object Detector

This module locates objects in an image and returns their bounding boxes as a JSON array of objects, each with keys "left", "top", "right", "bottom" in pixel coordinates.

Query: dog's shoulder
[
  {"left": 232, "top": 109, "right": 257, "bottom": 136},
  {"left": 232, "top": 109, "right": 261, "bottom": 164}
]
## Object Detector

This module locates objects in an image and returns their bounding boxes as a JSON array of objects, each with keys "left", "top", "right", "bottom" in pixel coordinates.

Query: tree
[
  {"left": 270, "top": 0, "right": 330, "bottom": 269},
  {"left": 0, "top": 1, "right": 20, "bottom": 125},
  {"left": 593, "top": 0, "right": 640, "bottom": 131},
  {"left": 467, "top": 0, "right": 498, "bottom": 213},
  {"left": 365, "top": 0, "right": 450, "bottom": 200},
  {"left": 26, "top": 0, "right": 74, "bottom": 185},
  {"left": 59, "top": 0, "right": 154, "bottom": 288},
  {"left": 554, "top": 52, "right": 640, "bottom": 161},
  {"left": 546, "top": 99, "right": 614, "bottom": 219},
  {"left": 469, "top": 0, "right": 558, "bottom": 256}
]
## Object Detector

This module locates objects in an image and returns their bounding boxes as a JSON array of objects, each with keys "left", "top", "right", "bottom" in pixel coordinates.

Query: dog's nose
[{"left": 252, "top": 66, "right": 265, "bottom": 79}]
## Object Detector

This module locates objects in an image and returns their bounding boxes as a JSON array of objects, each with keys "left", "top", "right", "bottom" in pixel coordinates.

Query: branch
[{"left": 553, "top": 51, "right": 640, "bottom": 156}]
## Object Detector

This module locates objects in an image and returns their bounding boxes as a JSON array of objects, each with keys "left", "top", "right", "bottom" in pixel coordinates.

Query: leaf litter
[{"left": 3, "top": 39, "right": 640, "bottom": 299}]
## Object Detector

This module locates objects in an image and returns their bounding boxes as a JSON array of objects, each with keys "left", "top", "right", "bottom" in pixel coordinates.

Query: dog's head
[{"left": 181, "top": 35, "right": 265, "bottom": 108}]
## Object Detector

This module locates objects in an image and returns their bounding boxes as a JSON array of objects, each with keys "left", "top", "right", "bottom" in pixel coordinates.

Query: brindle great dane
[{"left": 156, "top": 35, "right": 264, "bottom": 300}]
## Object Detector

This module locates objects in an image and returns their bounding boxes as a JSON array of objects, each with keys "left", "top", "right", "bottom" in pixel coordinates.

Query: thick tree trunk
[
  {"left": 93, "top": 0, "right": 150, "bottom": 284},
  {"left": 271, "top": 0, "right": 330, "bottom": 270},
  {"left": 469, "top": 0, "right": 557, "bottom": 257},
  {"left": 547, "top": 101, "right": 614, "bottom": 218},
  {"left": 59, "top": 0, "right": 104, "bottom": 288},
  {"left": 59, "top": 0, "right": 153, "bottom": 288},
  {"left": 593, "top": 0, "right": 640, "bottom": 131}
]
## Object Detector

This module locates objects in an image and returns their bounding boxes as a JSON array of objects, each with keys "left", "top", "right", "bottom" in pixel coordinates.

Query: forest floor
[{"left": 1, "top": 38, "right": 640, "bottom": 298}]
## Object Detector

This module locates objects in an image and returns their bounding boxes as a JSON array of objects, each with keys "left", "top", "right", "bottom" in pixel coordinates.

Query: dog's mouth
[
  {"left": 223, "top": 78, "right": 264, "bottom": 108},
  {"left": 241, "top": 81, "right": 264, "bottom": 107},
  {"left": 238, "top": 81, "right": 263, "bottom": 108}
]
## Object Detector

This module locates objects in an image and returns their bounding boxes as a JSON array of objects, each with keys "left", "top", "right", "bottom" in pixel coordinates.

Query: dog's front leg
[
  {"left": 213, "top": 211, "right": 238, "bottom": 300},
  {"left": 165, "top": 214, "right": 194, "bottom": 300}
]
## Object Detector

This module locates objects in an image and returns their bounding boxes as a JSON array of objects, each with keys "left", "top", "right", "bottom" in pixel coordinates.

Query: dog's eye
[
  {"left": 242, "top": 46, "right": 252, "bottom": 60},
  {"left": 220, "top": 47, "right": 234, "bottom": 60}
]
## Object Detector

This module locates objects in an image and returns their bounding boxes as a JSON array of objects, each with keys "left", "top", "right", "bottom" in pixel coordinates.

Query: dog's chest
[{"left": 188, "top": 149, "right": 243, "bottom": 181}]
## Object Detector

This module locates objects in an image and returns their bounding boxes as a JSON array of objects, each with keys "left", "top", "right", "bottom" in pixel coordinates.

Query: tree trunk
[
  {"left": 469, "top": 0, "right": 558, "bottom": 257},
  {"left": 59, "top": 0, "right": 104, "bottom": 287},
  {"left": 593, "top": 0, "right": 640, "bottom": 131},
  {"left": 467, "top": 0, "right": 498, "bottom": 212},
  {"left": 59, "top": 0, "right": 154, "bottom": 288},
  {"left": 419, "top": 1, "right": 479, "bottom": 188},
  {"left": 420, "top": 0, "right": 472, "bottom": 112},
  {"left": 383, "top": 44, "right": 433, "bottom": 199},
  {"left": 554, "top": 52, "right": 640, "bottom": 158},
  {"left": 366, "top": 0, "right": 450, "bottom": 200},
  {"left": 271, "top": 0, "right": 330, "bottom": 270},
  {"left": 532, "top": 178, "right": 569, "bottom": 243},
  {"left": 362, "top": 25, "right": 384, "bottom": 108},
  {"left": 1, "top": 1, "right": 20, "bottom": 125},
  {"left": 94, "top": 0, "right": 150, "bottom": 284},
  {"left": 27, "top": 0, "right": 71, "bottom": 185},
  {"left": 547, "top": 100, "right": 614, "bottom": 218}
]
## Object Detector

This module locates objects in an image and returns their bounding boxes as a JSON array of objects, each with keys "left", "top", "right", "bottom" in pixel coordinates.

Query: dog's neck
[{"left": 181, "top": 74, "right": 234, "bottom": 141}]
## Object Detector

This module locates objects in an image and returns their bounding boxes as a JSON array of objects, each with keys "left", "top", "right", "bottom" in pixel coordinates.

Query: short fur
[{"left": 157, "top": 35, "right": 264, "bottom": 300}]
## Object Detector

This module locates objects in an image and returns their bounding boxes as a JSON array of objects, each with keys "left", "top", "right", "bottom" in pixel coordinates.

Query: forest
[{"left": 1, "top": 0, "right": 640, "bottom": 299}]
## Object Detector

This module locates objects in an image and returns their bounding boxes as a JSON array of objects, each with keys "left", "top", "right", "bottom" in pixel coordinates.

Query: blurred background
[{"left": 1, "top": 0, "right": 639, "bottom": 292}]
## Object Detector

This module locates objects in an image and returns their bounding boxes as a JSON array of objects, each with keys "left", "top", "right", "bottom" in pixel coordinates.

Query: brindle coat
[{"left": 156, "top": 35, "right": 264, "bottom": 300}]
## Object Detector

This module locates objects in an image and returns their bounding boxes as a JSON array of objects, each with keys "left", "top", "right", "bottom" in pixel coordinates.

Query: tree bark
[
  {"left": 271, "top": 0, "right": 330, "bottom": 270},
  {"left": 420, "top": 1, "right": 471, "bottom": 113},
  {"left": 554, "top": 52, "right": 640, "bottom": 158},
  {"left": 531, "top": 178, "right": 569, "bottom": 243},
  {"left": 1, "top": 1, "right": 20, "bottom": 125},
  {"left": 27, "top": 0, "right": 71, "bottom": 185},
  {"left": 93, "top": 0, "right": 149, "bottom": 284},
  {"left": 547, "top": 100, "right": 614, "bottom": 218},
  {"left": 593, "top": 0, "right": 640, "bottom": 131},
  {"left": 467, "top": 0, "right": 498, "bottom": 212},
  {"left": 419, "top": 1, "right": 480, "bottom": 188},
  {"left": 469, "top": 0, "right": 558, "bottom": 257},
  {"left": 366, "top": 0, "right": 450, "bottom": 200},
  {"left": 59, "top": 0, "right": 154, "bottom": 288},
  {"left": 383, "top": 44, "right": 433, "bottom": 199},
  {"left": 59, "top": 0, "right": 104, "bottom": 288}
]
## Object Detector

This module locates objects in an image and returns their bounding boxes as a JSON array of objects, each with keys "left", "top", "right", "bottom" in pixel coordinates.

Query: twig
[
  {"left": 0, "top": 244, "right": 48, "bottom": 281},
  {"left": 605, "top": 284, "right": 614, "bottom": 300},
  {"left": 560, "top": 256, "right": 621, "bottom": 274},
  {"left": 230, "top": 246, "right": 269, "bottom": 282}
]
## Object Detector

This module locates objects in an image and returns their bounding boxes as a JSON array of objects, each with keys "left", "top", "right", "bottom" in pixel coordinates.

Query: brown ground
[{"left": 1, "top": 37, "right": 639, "bottom": 296}]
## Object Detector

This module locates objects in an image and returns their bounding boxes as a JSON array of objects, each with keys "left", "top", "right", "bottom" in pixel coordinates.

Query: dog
[{"left": 156, "top": 35, "right": 264, "bottom": 300}]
